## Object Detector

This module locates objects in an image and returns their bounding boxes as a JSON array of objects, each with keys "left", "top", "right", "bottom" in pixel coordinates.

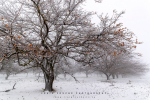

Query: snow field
[{"left": 0, "top": 73, "right": 150, "bottom": 100}]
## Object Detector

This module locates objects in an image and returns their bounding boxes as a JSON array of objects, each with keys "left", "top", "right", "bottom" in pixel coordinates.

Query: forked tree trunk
[
  {"left": 103, "top": 73, "right": 110, "bottom": 80},
  {"left": 40, "top": 57, "right": 56, "bottom": 92},
  {"left": 41, "top": 59, "right": 55, "bottom": 92},
  {"left": 44, "top": 72, "right": 54, "bottom": 91}
]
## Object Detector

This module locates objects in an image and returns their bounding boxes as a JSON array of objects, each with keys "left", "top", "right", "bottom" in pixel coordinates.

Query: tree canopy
[{"left": 0, "top": 0, "right": 143, "bottom": 91}]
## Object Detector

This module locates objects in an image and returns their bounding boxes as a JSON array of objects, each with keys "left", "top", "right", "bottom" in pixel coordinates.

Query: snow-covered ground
[{"left": 0, "top": 72, "right": 150, "bottom": 100}]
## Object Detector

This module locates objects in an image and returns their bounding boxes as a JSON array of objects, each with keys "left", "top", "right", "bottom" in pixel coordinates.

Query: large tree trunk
[
  {"left": 41, "top": 58, "right": 55, "bottom": 92},
  {"left": 43, "top": 72, "right": 54, "bottom": 91}
]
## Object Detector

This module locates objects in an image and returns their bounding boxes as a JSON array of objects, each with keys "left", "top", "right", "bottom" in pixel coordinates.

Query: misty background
[{"left": 84, "top": 0, "right": 150, "bottom": 64}]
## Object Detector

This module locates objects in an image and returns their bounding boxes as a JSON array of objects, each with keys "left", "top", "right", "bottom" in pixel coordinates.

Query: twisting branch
[{"left": 0, "top": 83, "right": 16, "bottom": 92}]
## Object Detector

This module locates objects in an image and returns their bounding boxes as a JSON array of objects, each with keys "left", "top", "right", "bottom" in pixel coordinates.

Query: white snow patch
[{"left": 0, "top": 73, "right": 150, "bottom": 100}]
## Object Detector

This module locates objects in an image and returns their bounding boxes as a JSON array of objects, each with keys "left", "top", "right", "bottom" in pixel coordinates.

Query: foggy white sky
[{"left": 84, "top": 0, "right": 150, "bottom": 65}]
